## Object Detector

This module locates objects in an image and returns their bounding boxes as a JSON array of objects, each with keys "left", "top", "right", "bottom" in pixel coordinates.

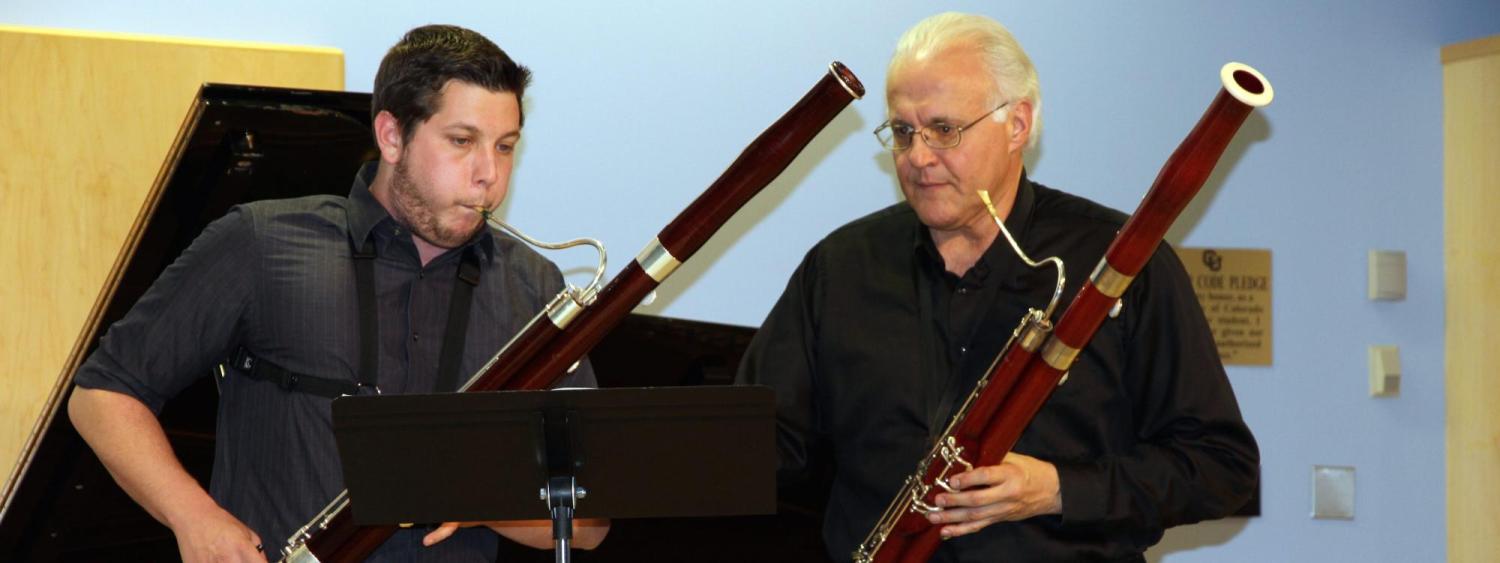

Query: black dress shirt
[
  {"left": 75, "top": 162, "right": 596, "bottom": 561},
  {"left": 738, "top": 175, "right": 1258, "bottom": 562}
]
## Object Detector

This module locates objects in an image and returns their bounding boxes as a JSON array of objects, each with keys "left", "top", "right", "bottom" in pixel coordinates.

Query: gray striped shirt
[{"left": 76, "top": 162, "right": 595, "bottom": 560}]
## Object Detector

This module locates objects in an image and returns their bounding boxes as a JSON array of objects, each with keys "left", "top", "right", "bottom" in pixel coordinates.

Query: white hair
[{"left": 888, "top": 12, "right": 1043, "bottom": 149}]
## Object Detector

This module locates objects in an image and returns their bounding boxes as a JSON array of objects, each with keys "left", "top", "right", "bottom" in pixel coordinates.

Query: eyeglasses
[{"left": 874, "top": 102, "right": 1009, "bottom": 151}]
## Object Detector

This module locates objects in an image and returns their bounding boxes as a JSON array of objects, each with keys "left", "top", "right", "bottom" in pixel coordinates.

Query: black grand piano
[{"left": 0, "top": 85, "right": 830, "bottom": 562}]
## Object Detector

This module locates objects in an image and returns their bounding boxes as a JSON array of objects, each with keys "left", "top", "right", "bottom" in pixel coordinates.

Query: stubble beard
[{"left": 390, "top": 158, "right": 481, "bottom": 249}]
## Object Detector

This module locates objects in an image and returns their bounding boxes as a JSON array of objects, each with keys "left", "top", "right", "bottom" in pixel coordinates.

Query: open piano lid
[{"left": 0, "top": 83, "right": 376, "bottom": 560}]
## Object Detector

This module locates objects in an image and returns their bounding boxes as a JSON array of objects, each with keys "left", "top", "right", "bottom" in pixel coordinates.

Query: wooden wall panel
[
  {"left": 1443, "top": 33, "right": 1500, "bottom": 563},
  {"left": 0, "top": 25, "right": 343, "bottom": 496}
]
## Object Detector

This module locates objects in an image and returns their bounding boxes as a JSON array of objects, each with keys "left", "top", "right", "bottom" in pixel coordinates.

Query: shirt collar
[
  {"left": 345, "top": 161, "right": 496, "bottom": 262},
  {"left": 347, "top": 161, "right": 389, "bottom": 250}
]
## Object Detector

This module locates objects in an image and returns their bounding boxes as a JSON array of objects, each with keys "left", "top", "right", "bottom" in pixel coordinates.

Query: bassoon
[
  {"left": 853, "top": 62, "right": 1273, "bottom": 563},
  {"left": 278, "top": 62, "right": 865, "bottom": 562}
]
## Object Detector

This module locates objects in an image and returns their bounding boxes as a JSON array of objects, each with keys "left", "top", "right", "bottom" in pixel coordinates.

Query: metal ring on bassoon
[
  {"left": 1017, "top": 310, "right": 1051, "bottom": 352},
  {"left": 1040, "top": 337, "right": 1082, "bottom": 372},
  {"left": 1090, "top": 260, "right": 1135, "bottom": 299},
  {"left": 545, "top": 292, "right": 585, "bottom": 329},
  {"left": 635, "top": 238, "right": 681, "bottom": 282}
]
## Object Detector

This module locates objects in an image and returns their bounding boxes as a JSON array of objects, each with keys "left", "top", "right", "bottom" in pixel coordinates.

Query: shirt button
[
  {"left": 957, "top": 287, "right": 970, "bottom": 295},
  {"left": 959, "top": 346, "right": 968, "bottom": 354},
  {"left": 412, "top": 332, "right": 420, "bottom": 341}
]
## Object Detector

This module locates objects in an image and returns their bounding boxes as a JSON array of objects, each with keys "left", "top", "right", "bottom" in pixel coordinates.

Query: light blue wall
[{"left": 7, "top": 2, "right": 1497, "bottom": 561}]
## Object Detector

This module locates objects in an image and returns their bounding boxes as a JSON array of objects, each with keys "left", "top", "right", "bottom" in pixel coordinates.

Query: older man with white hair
[{"left": 738, "top": 12, "right": 1258, "bottom": 562}]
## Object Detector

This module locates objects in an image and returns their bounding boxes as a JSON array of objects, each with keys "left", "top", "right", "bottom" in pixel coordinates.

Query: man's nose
[
  {"left": 905, "top": 136, "right": 939, "bottom": 167},
  {"left": 473, "top": 147, "right": 498, "bottom": 187}
]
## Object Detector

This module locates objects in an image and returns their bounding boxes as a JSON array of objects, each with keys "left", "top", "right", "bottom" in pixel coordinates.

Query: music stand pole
[
  {"left": 541, "top": 475, "right": 584, "bottom": 563},
  {"left": 541, "top": 407, "right": 582, "bottom": 563}
]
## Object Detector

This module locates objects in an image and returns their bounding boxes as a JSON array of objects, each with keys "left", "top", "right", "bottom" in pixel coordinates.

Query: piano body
[{"left": 0, "top": 85, "right": 828, "bottom": 562}]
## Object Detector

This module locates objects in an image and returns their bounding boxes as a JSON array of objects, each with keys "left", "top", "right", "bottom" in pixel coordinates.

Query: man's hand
[
  {"left": 68, "top": 388, "right": 265, "bottom": 562},
  {"left": 926, "top": 452, "right": 1062, "bottom": 539},
  {"left": 423, "top": 521, "right": 473, "bottom": 547},
  {"left": 423, "top": 519, "right": 609, "bottom": 550},
  {"left": 170, "top": 501, "right": 266, "bottom": 563}
]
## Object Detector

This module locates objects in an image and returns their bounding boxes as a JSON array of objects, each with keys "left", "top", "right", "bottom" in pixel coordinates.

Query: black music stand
[{"left": 330, "top": 386, "right": 776, "bottom": 562}]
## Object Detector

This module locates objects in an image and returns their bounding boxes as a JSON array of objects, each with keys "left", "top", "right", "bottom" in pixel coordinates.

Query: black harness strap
[
  {"left": 228, "top": 347, "right": 358, "bottom": 398},
  {"left": 435, "top": 246, "right": 481, "bottom": 392},
  {"left": 352, "top": 238, "right": 381, "bottom": 390}
]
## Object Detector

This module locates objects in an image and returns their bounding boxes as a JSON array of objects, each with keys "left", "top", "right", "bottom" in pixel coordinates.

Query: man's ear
[
  {"left": 1007, "top": 99, "right": 1033, "bottom": 153},
  {"left": 373, "top": 110, "right": 405, "bottom": 164}
]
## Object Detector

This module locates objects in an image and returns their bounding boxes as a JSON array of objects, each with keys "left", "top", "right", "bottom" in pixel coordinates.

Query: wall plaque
[{"left": 1175, "top": 247, "right": 1272, "bottom": 365}]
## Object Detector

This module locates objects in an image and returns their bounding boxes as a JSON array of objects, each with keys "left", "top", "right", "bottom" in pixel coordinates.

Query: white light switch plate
[{"left": 1312, "top": 465, "right": 1355, "bottom": 519}]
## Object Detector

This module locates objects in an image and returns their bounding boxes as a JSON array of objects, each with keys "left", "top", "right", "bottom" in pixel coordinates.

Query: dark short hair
[{"left": 372, "top": 24, "right": 532, "bottom": 142}]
